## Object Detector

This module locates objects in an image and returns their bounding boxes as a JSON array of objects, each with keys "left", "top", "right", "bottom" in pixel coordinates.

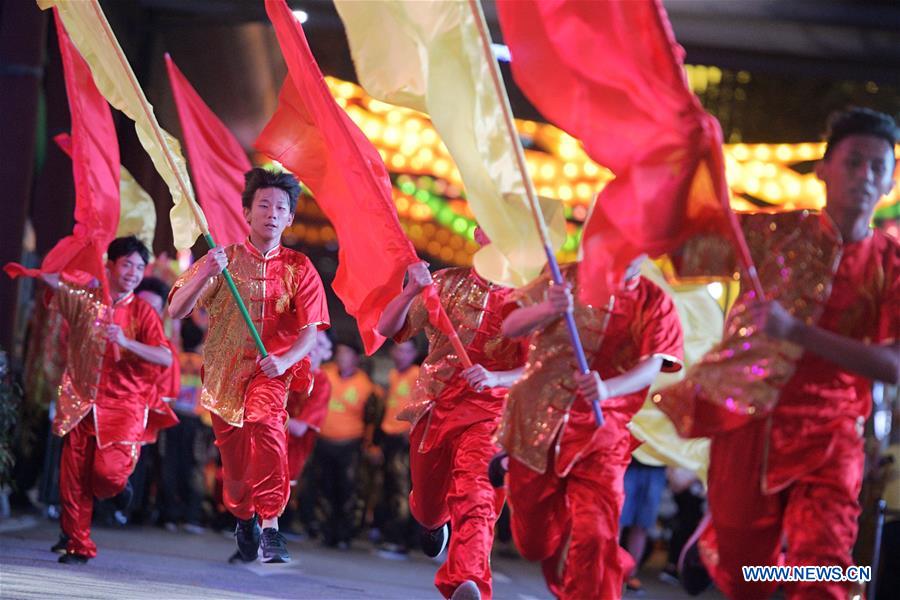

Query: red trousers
[
  {"left": 409, "top": 417, "right": 505, "bottom": 600},
  {"left": 211, "top": 372, "right": 290, "bottom": 521},
  {"left": 507, "top": 430, "right": 634, "bottom": 600},
  {"left": 703, "top": 418, "right": 863, "bottom": 600},
  {"left": 60, "top": 416, "right": 139, "bottom": 557},
  {"left": 287, "top": 431, "right": 318, "bottom": 484}
]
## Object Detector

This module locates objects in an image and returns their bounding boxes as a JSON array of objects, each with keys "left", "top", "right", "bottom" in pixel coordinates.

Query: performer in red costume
[
  {"left": 169, "top": 168, "right": 329, "bottom": 564},
  {"left": 41, "top": 236, "right": 173, "bottom": 564},
  {"left": 659, "top": 108, "right": 900, "bottom": 600},
  {"left": 135, "top": 277, "right": 180, "bottom": 445},
  {"left": 376, "top": 228, "right": 526, "bottom": 600},
  {"left": 285, "top": 330, "right": 333, "bottom": 484},
  {"left": 496, "top": 256, "right": 683, "bottom": 599}
]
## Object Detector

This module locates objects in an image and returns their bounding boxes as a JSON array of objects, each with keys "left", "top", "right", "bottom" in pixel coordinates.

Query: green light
[
  {"left": 452, "top": 218, "right": 468, "bottom": 233},
  {"left": 400, "top": 181, "right": 415, "bottom": 195}
]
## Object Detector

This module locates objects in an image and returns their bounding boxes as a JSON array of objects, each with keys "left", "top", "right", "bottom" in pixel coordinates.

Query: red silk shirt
[
  {"left": 395, "top": 267, "right": 527, "bottom": 451},
  {"left": 500, "top": 264, "right": 683, "bottom": 475},
  {"left": 286, "top": 368, "right": 331, "bottom": 432},
  {"left": 765, "top": 228, "right": 899, "bottom": 492},
  {"left": 171, "top": 240, "right": 330, "bottom": 426},
  {"left": 54, "top": 283, "right": 169, "bottom": 447}
]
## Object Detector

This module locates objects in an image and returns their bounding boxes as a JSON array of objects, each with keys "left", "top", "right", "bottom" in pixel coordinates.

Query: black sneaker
[
  {"left": 450, "top": 580, "right": 481, "bottom": 600},
  {"left": 234, "top": 514, "right": 261, "bottom": 562},
  {"left": 260, "top": 528, "right": 291, "bottom": 563},
  {"left": 488, "top": 452, "right": 508, "bottom": 488},
  {"left": 228, "top": 550, "right": 255, "bottom": 564},
  {"left": 51, "top": 533, "right": 69, "bottom": 554},
  {"left": 58, "top": 552, "right": 89, "bottom": 565},
  {"left": 419, "top": 523, "right": 449, "bottom": 558}
]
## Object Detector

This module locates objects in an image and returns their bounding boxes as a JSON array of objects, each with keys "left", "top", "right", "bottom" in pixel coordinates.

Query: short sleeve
[
  {"left": 638, "top": 284, "right": 684, "bottom": 373},
  {"left": 168, "top": 254, "right": 222, "bottom": 312},
  {"left": 135, "top": 302, "right": 169, "bottom": 348},
  {"left": 293, "top": 258, "right": 330, "bottom": 331},
  {"left": 394, "top": 270, "right": 446, "bottom": 343},
  {"left": 55, "top": 281, "right": 95, "bottom": 326}
]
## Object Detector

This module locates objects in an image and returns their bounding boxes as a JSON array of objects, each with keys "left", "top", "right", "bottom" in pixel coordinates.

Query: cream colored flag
[
  {"left": 627, "top": 261, "right": 722, "bottom": 482},
  {"left": 38, "top": 0, "right": 206, "bottom": 250},
  {"left": 335, "top": 0, "right": 565, "bottom": 286},
  {"left": 117, "top": 166, "right": 156, "bottom": 251}
]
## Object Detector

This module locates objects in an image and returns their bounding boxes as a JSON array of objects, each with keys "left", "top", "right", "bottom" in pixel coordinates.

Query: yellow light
[
  {"left": 540, "top": 163, "right": 556, "bottom": 180},
  {"left": 338, "top": 82, "right": 355, "bottom": 99},
  {"left": 434, "top": 159, "right": 450, "bottom": 177},
  {"left": 395, "top": 197, "right": 410, "bottom": 214},
  {"left": 707, "top": 282, "right": 724, "bottom": 300},
  {"left": 390, "top": 154, "right": 406, "bottom": 169},
  {"left": 775, "top": 144, "right": 793, "bottom": 162},
  {"left": 335, "top": 97, "right": 347, "bottom": 108},
  {"left": 384, "top": 126, "right": 401, "bottom": 146},
  {"left": 410, "top": 224, "right": 423, "bottom": 238},
  {"left": 707, "top": 66, "right": 722, "bottom": 86},
  {"left": 763, "top": 181, "right": 782, "bottom": 201},
  {"left": 363, "top": 121, "right": 382, "bottom": 140},
  {"left": 421, "top": 129, "right": 438, "bottom": 145},
  {"left": 558, "top": 185, "right": 573, "bottom": 201},
  {"left": 404, "top": 119, "right": 422, "bottom": 131},
  {"left": 584, "top": 162, "right": 599, "bottom": 177},
  {"left": 785, "top": 179, "right": 802, "bottom": 198},
  {"left": 368, "top": 99, "right": 393, "bottom": 113},
  {"left": 744, "top": 177, "right": 760, "bottom": 194},
  {"left": 575, "top": 182, "right": 593, "bottom": 199},
  {"left": 386, "top": 109, "right": 403, "bottom": 124},
  {"left": 731, "top": 144, "right": 750, "bottom": 161},
  {"left": 563, "top": 162, "right": 579, "bottom": 178},
  {"left": 418, "top": 147, "right": 434, "bottom": 162},
  {"left": 539, "top": 185, "right": 554, "bottom": 197},
  {"left": 754, "top": 145, "right": 771, "bottom": 161},
  {"left": 797, "top": 143, "right": 817, "bottom": 161}
]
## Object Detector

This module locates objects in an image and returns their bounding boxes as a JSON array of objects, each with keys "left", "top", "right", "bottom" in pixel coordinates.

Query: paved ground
[{"left": 0, "top": 515, "right": 724, "bottom": 599}]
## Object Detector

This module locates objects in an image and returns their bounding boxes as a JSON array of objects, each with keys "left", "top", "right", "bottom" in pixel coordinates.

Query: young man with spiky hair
[
  {"left": 40, "top": 236, "right": 173, "bottom": 564},
  {"left": 659, "top": 108, "right": 899, "bottom": 599},
  {"left": 170, "top": 168, "right": 329, "bottom": 564}
]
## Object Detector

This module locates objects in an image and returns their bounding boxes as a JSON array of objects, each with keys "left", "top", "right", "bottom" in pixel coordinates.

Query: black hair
[
  {"left": 181, "top": 317, "right": 205, "bottom": 353},
  {"left": 135, "top": 277, "right": 170, "bottom": 303},
  {"left": 107, "top": 235, "right": 150, "bottom": 265},
  {"left": 241, "top": 167, "right": 302, "bottom": 212},
  {"left": 823, "top": 107, "right": 898, "bottom": 160}
]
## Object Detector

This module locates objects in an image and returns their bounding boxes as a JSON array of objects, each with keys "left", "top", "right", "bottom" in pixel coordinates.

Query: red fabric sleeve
[
  {"left": 134, "top": 301, "right": 169, "bottom": 349},
  {"left": 297, "top": 370, "right": 332, "bottom": 430},
  {"left": 638, "top": 283, "right": 684, "bottom": 373},
  {"left": 294, "top": 256, "right": 330, "bottom": 330},
  {"left": 875, "top": 237, "right": 900, "bottom": 345}
]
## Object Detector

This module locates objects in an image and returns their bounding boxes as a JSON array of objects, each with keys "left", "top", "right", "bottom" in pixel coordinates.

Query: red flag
[
  {"left": 255, "top": 0, "right": 419, "bottom": 355},
  {"left": 496, "top": 0, "right": 750, "bottom": 304},
  {"left": 5, "top": 9, "right": 119, "bottom": 298},
  {"left": 164, "top": 54, "right": 250, "bottom": 246}
]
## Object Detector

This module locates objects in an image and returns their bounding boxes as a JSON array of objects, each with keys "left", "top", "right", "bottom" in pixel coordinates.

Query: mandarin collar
[
  {"left": 244, "top": 237, "right": 283, "bottom": 260},
  {"left": 112, "top": 291, "right": 134, "bottom": 306}
]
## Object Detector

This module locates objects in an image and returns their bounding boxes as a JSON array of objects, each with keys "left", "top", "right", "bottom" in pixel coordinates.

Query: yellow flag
[
  {"left": 627, "top": 262, "right": 722, "bottom": 482},
  {"left": 38, "top": 0, "right": 206, "bottom": 250},
  {"left": 117, "top": 166, "right": 156, "bottom": 251},
  {"left": 334, "top": 0, "right": 565, "bottom": 287}
]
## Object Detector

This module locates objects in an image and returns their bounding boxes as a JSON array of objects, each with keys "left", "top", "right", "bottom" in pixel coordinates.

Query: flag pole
[
  {"left": 467, "top": 0, "right": 602, "bottom": 426},
  {"left": 87, "top": 0, "right": 267, "bottom": 357}
]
